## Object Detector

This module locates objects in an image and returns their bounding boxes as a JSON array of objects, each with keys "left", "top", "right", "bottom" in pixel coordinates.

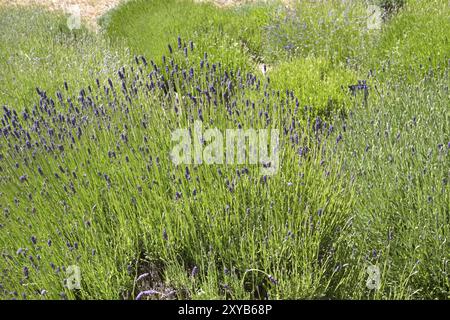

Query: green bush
[
  {"left": 367, "top": 0, "right": 450, "bottom": 80},
  {"left": 269, "top": 57, "right": 358, "bottom": 115},
  {"left": 334, "top": 70, "right": 450, "bottom": 299},
  {"left": 263, "top": 1, "right": 370, "bottom": 64}
]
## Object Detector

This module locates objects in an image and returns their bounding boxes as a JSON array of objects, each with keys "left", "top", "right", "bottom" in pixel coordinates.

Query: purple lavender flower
[
  {"left": 136, "top": 273, "right": 150, "bottom": 282},
  {"left": 191, "top": 266, "right": 199, "bottom": 277},
  {"left": 19, "top": 175, "right": 27, "bottom": 183},
  {"left": 135, "top": 290, "right": 159, "bottom": 300},
  {"left": 268, "top": 275, "right": 278, "bottom": 285},
  {"left": 23, "top": 267, "right": 29, "bottom": 279}
]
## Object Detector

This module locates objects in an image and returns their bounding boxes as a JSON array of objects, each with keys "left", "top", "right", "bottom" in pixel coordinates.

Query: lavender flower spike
[
  {"left": 191, "top": 266, "right": 199, "bottom": 277},
  {"left": 136, "top": 273, "right": 150, "bottom": 282},
  {"left": 135, "top": 289, "right": 159, "bottom": 300}
]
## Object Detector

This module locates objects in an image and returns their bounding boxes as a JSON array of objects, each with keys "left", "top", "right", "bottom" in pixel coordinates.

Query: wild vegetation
[{"left": 0, "top": 0, "right": 448, "bottom": 300}]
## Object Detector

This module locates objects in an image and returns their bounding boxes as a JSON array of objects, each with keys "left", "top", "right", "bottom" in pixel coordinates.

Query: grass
[
  {"left": 334, "top": 69, "right": 450, "bottom": 299},
  {"left": 0, "top": 0, "right": 449, "bottom": 300},
  {"left": 366, "top": 0, "right": 450, "bottom": 80},
  {"left": 101, "top": 0, "right": 273, "bottom": 70},
  {"left": 269, "top": 56, "right": 358, "bottom": 116},
  {"left": 0, "top": 6, "right": 127, "bottom": 107}
]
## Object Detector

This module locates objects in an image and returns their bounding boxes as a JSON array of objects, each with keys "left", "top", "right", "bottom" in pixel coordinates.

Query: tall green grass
[
  {"left": 367, "top": 0, "right": 450, "bottom": 80},
  {"left": 0, "top": 7, "right": 127, "bottom": 108},
  {"left": 102, "top": 0, "right": 274, "bottom": 71}
]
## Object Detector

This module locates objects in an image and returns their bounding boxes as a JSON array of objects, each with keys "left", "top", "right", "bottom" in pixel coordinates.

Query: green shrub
[
  {"left": 334, "top": 70, "right": 450, "bottom": 299},
  {"left": 1, "top": 0, "right": 448, "bottom": 301},
  {"left": 263, "top": 1, "right": 370, "bottom": 64},
  {"left": 367, "top": 0, "right": 450, "bottom": 80},
  {"left": 0, "top": 7, "right": 126, "bottom": 107},
  {"left": 269, "top": 57, "right": 358, "bottom": 115}
]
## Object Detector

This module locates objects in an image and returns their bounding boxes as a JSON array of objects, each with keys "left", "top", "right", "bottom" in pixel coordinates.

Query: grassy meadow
[{"left": 0, "top": 0, "right": 449, "bottom": 300}]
